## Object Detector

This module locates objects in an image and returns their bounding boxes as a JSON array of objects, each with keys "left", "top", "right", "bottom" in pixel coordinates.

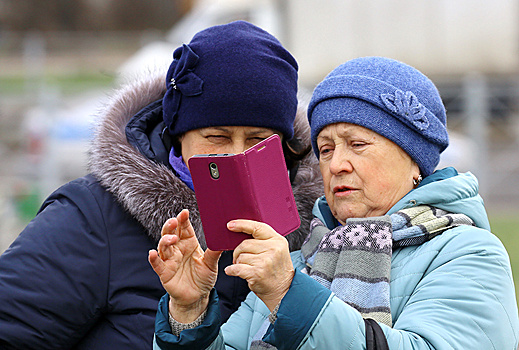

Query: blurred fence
[{"left": 438, "top": 73, "right": 519, "bottom": 204}]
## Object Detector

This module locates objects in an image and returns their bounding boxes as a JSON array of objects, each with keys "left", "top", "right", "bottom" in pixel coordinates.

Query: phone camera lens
[{"left": 209, "top": 162, "right": 220, "bottom": 179}]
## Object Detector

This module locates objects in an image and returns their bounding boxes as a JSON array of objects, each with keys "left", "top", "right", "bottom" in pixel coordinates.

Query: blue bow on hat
[{"left": 163, "top": 44, "right": 204, "bottom": 132}]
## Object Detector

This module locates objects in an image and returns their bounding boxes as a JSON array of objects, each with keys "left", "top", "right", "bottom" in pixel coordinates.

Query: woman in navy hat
[
  {"left": 0, "top": 21, "right": 322, "bottom": 349},
  {"left": 151, "top": 57, "right": 518, "bottom": 349}
]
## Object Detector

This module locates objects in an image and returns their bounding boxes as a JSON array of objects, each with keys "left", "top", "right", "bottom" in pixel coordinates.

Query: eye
[
  {"left": 350, "top": 140, "right": 368, "bottom": 149},
  {"left": 318, "top": 145, "right": 334, "bottom": 157},
  {"left": 246, "top": 134, "right": 273, "bottom": 147},
  {"left": 207, "top": 135, "right": 229, "bottom": 142}
]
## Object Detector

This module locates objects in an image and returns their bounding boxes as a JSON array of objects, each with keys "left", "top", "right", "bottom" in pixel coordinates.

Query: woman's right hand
[{"left": 148, "top": 209, "right": 222, "bottom": 323}]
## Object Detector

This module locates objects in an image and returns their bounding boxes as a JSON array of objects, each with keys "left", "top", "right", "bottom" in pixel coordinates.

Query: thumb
[
  {"left": 204, "top": 249, "right": 223, "bottom": 272},
  {"left": 227, "top": 220, "right": 276, "bottom": 240}
]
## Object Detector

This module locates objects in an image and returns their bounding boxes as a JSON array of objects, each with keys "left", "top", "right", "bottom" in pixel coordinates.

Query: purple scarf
[{"left": 169, "top": 148, "right": 194, "bottom": 191}]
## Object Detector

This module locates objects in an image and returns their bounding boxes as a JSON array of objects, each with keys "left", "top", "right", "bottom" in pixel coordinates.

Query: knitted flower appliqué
[{"left": 380, "top": 89, "right": 429, "bottom": 131}]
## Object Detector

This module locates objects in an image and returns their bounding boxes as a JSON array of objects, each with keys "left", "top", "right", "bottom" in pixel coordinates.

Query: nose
[
  {"left": 328, "top": 147, "right": 353, "bottom": 175},
  {"left": 229, "top": 139, "right": 248, "bottom": 154}
]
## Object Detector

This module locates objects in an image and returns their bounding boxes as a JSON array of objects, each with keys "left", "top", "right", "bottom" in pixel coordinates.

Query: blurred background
[{"left": 1, "top": 0, "right": 518, "bottom": 301}]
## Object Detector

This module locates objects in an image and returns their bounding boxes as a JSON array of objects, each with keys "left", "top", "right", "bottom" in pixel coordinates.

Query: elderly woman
[{"left": 150, "top": 57, "right": 519, "bottom": 349}]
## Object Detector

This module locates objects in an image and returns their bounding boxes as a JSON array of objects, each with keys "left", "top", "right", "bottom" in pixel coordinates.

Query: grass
[
  {"left": 489, "top": 213, "right": 519, "bottom": 310},
  {"left": 0, "top": 72, "right": 115, "bottom": 96}
]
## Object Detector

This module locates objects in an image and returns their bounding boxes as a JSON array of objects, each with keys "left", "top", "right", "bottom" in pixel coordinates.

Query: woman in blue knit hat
[
  {"left": 151, "top": 56, "right": 519, "bottom": 349},
  {"left": 0, "top": 21, "right": 323, "bottom": 349}
]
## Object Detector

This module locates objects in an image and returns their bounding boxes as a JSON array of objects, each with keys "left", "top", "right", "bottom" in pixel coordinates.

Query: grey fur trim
[{"left": 88, "top": 70, "right": 323, "bottom": 250}]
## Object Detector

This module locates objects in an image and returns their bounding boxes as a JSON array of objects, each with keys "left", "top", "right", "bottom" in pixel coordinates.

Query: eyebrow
[
  {"left": 205, "top": 126, "right": 231, "bottom": 133},
  {"left": 245, "top": 128, "right": 276, "bottom": 136},
  {"left": 203, "top": 127, "right": 276, "bottom": 136},
  {"left": 318, "top": 126, "right": 373, "bottom": 142},
  {"left": 316, "top": 135, "right": 332, "bottom": 143}
]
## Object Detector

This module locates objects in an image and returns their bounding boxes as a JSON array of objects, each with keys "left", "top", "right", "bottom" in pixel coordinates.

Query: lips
[{"left": 333, "top": 185, "right": 354, "bottom": 194}]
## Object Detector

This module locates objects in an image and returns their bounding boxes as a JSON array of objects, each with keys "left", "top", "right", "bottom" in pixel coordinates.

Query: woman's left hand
[{"left": 224, "top": 220, "right": 295, "bottom": 311}]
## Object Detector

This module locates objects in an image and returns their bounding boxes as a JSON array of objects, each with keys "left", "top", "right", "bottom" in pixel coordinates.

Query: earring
[{"left": 413, "top": 174, "right": 423, "bottom": 187}]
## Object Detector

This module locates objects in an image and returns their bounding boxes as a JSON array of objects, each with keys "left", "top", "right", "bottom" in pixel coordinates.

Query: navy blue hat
[
  {"left": 308, "top": 56, "right": 449, "bottom": 176},
  {"left": 163, "top": 20, "right": 298, "bottom": 140}
]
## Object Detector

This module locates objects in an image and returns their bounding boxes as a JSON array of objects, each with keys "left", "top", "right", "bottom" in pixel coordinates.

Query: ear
[
  {"left": 411, "top": 162, "right": 422, "bottom": 187},
  {"left": 172, "top": 134, "right": 184, "bottom": 158},
  {"left": 411, "top": 162, "right": 421, "bottom": 179}
]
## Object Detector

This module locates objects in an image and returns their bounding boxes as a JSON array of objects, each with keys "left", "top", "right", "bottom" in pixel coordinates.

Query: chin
[
  {"left": 334, "top": 207, "right": 367, "bottom": 222},
  {"left": 334, "top": 211, "right": 357, "bottom": 223}
]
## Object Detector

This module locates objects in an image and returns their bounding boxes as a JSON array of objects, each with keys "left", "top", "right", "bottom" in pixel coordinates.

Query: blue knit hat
[
  {"left": 308, "top": 56, "right": 449, "bottom": 176},
  {"left": 163, "top": 21, "right": 298, "bottom": 140}
]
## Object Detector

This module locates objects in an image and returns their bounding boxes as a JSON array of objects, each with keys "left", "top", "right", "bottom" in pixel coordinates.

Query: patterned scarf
[{"left": 250, "top": 205, "right": 474, "bottom": 349}]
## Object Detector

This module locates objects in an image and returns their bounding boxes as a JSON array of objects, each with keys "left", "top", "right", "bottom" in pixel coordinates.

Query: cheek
[
  {"left": 359, "top": 163, "right": 396, "bottom": 197},
  {"left": 182, "top": 143, "right": 216, "bottom": 161},
  {"left": 319, "top": 163, "right": 332, "bottom": 191},
  {"left": 363, "top": 162, "right": 413, "bottom": 205}
]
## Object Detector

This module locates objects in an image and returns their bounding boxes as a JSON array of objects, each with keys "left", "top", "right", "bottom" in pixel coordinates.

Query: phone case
[{"left": 188, "top": 134, "right": 301, "bottom": 251}]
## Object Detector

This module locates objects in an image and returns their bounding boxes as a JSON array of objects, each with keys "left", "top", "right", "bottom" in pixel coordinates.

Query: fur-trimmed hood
[{"left": 88, "top": 71, "right": 323, "bottom": 250}]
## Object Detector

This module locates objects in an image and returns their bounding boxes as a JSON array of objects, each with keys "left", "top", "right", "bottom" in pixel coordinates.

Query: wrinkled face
[
  {"left": 180, "top": 126, "right": 280, "bottom": 169},
  {"left": 317, "top": 122, "right": 420, "bottom": 224}
]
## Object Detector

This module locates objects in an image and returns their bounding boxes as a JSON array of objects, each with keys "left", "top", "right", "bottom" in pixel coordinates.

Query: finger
[
  {"left": 232, "top": 239, "right": 271, "bottom": 263},
  {"left": 157, "top": 234, "right": 180, "bottom": 260},
  {"left": 234, "top": 252, "right": 259, "bottom": 266},
  {"left": 161, "top": 217, "right": 178, "bottom": 237},
  {"left": 232, "top": 230, "right": 288, "bottom": 264},
  {"left": 232, "top": 239, "right": 267, "bottom": 263},
  {"left": 148, "top": 249, "right": 160, "bottom": 267},
  {"left": 148, "top": 249, "right": 167, "bottom": 277},
  {"left": 227, "top": 220, "right": 277, "bottom": 241},
  {"left": 224, "top": 263, "right": 256, "bottom": 281},
  {"left": 177, "top": 209, "right": 196, "bottom": 239},
  {"left": 149, "top": 249, "right": 180, "bottom": 290},
  {"left": 236, "top": 237, "right": 272, "bottom": 253}
]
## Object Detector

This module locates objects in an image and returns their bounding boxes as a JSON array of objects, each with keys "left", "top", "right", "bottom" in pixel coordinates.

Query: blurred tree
[{"left": 3, "top": 0, "right": 90, "bottom": 31}]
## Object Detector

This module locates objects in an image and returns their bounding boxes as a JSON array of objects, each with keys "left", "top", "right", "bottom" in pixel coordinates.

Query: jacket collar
[
  {"left": 389, "top": 167, "right": 490, "bottom": 230},
  {"left": 125, "top": 98, "right": 170, "bottom": 166}
]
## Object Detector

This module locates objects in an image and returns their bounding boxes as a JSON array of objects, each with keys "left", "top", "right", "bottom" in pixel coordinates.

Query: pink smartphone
[{"left": 188, "top": 134, "right": 301, "bottom": 251}]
